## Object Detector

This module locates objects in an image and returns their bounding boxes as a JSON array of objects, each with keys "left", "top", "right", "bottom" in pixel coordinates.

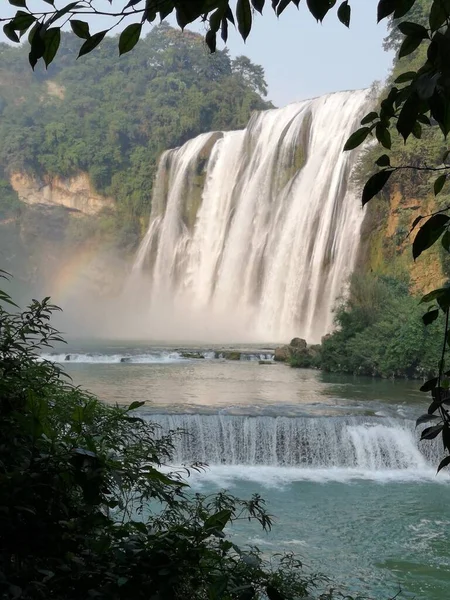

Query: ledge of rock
[
  {"left": 11, "top": 172, "right": 114, "bottom": 216},
  {"left": 274, "top": 338, "right": 321, "bottom": 368}
]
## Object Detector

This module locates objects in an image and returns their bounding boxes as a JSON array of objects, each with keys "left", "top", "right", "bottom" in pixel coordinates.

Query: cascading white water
[
  {"left": 149, "top": 414, "right": 441, "bottom": 471},
  {"left": 130, "top": 90, "right": 373, "bottom": 343}
]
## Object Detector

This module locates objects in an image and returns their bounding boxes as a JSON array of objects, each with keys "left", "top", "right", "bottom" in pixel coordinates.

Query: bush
[
  {"left": 0, "top": 274, "right": 329, "bottom": 600},
  {"left": 320, "top": 274, "right": 442, "bottom": 378}
]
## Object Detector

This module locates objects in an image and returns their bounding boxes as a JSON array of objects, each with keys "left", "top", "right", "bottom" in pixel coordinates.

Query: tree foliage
[
  {"left": 320, "top": 274, "right": 442, "bottom": 378},
  {"left": 0, "top": 274, "right": 329, "bottom": 600}
]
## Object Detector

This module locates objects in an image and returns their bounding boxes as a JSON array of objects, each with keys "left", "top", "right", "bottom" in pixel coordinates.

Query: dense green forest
[{"left": 0, "top": 24, "right": 270, "bottom": 246}]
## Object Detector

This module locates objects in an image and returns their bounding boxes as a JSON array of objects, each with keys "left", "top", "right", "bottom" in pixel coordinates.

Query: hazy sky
[{"left": 2, "top": 1, "right": 393, "bottom": 106}]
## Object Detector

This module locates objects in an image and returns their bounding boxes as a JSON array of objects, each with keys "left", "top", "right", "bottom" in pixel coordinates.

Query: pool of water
[{"left": 47, "top": 342, "right": 450, "bottom": 599}]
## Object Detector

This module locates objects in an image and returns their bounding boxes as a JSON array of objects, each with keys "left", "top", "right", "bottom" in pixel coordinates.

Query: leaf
[
  {"left": 9, "top": 0, "right": 27, "bottom": 7},
  {"left": 277, "top": 0, "right": 291, "bottom": 16},
  {"left": 430, "top": 0, "right": 447, "bottom": 31},
  {"left": 394, "top": 71, "right": 416, "bottom": 83},
  {"left": 434, "top": 174, "right": 446, "bottom": 196},
  {"left": 361, "top": 111, "right": 378, "bottom": 124},
  {"left": 397, "top": 93, "right": 420, "bottom": 141},
  {"left": 362, "top": 170, "right": 393, "bottom": 206},
  {"left": 337, "top": 1, "right": 350, "bottom": 27},
  {"left": 397, "top": 21, "right": 428, "bottom": 39},
  {"left": 393, "top": 0, "right": 416, "bottom": 18},
  {"left": 398, "top": 35, "right": 423, "bottom": 58},
  {"left": 422, "top": 309, "right": 439, "bottom": 325},
  {"left": 306, "top": 0, "right": 333, "bottom": 21},
  {"left": 251, "top": 0, "right": 265, "bottom": 13},
  {"left": 375, "top": 123, "right": 391, "bottom": 149},
  {"left": 10, "top": 10, "right": 36, "bottom": 31},
  {"left": 442, "top": 230, "right": 450, "bottom": 252},
  {"left": 420, "top": 377, "right": 438, "bottom": 392},
  {"left": 204, "top": 509, "right": 232, "bottom": 532},
  {"left": 119, "top": 23, "right": 142, "bottom": 55},
  {"left": 43, "top": 28, "right": 60, "bottom": 67},
  {"left": 416, "top": 413, "right": 440, "bottom": 427},
  {"left": 343, "top": 127, "right": 371, "bottom": 151},
  {"left": 127, "top": 400, "right": 145, "bottom": 411},
  {"left": 70, "top": 19, "right": 90, "bottom": 39},
  {"left": 413, "top": 214, "right": 450, "bottom": 260},
  {"left": 236, "top": 0, "right": 252, "bottom": 41},
  {"left": 410, "top": 215, "right": 423, "bottom": 231},
  {"left": 437, "top": 455, "right": 450, "bottom": 473},
  {"left": 376, "top": 154, "right": 391, "bottom": 167},
  {"left": 3, "top": 24, "right": 20, "bottom": 43},
  {"left": 421, "top": 424, "right": 443, "bottom": 440},
  {"left": 205, "top": 29, "right": 216, "bottom": 52},
  {"left": 377, "top": 0, "right": 396, "bottom": 22},
  {"left": 266, "top": 585, "right": 286, "bottom": 600},
  {"left": 421, "top": 287, "right": 450, "bottom": 311},
  {"left": 78, "top": 30, "right": 107, "bottom": 58}
]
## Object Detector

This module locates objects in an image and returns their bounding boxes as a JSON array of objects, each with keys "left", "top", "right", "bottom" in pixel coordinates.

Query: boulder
[
  {"left": 274, "top": 345, "right": 291, "bottom": 362},
  {"left": 290, "top": 337, "right": 307, "bottom": 349}
]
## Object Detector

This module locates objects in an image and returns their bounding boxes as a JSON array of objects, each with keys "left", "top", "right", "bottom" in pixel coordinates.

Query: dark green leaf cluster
[{"left": 0, "top": 274, "right": 329, "bottom": 600}]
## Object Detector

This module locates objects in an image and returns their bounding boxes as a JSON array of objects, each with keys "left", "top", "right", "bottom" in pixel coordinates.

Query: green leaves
[
  {"left": 437, "top": 455, "right": 450, "bottom": 473},
  {"left": 434, "top": 174, "right": 446, "bottom": 196},
  {"left": 337, "top": 0, "right": 351, "bottom": 27},
  {"left": 119, "top": 23, "right": 142, "bottom": 55},
  {"left": 237, "top": 0, "right": 252, "bottom": 41},
  {"left": 422, "top": 308, "right": 439, "bottom": 325},
  {"left": 421, "top": 423, "right": 443, "bottom": 440},
  {"left": 306, "top": 0, "right": 335, "bottom": 22},
  {"left": 413, "top": 214, "right": 450, "bottom": 260},
  {"left": 361, "top": 170, "right": 393, "bottom": 206},
  {"left": 42, "top": 28, "right": 60, "bottom": 67},
  {"left": 343, "top": 126, "right": 371, "bottom": 151},
  {"left": 204, "top": 509, "right": 232, "bottom": 532},
  {"left": 376, "top": 154, "right": 391, "bottom": 167},
  {"left": 78, "top": 31, "right": 107, "bottom": 58},
  {"left": 70, "top": 20, "right": 90, "bottom": 39}
]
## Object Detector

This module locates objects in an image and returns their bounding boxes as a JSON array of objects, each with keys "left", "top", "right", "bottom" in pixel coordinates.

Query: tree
[{"left": 4, "top": 2, "right": 450, "bottom": 465}]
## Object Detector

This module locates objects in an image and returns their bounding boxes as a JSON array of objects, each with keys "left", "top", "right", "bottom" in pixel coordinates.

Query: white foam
[
  {"left": 38, "top": 352, "right": 184, "bottom": 364},
  {"left": 181, "top": 464, "right": 450, "bottom": 487}
]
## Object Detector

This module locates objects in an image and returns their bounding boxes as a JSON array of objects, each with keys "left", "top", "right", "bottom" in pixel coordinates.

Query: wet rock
[
  {"left": 274, "top": 345, "right": 291, "bottom": 362},
  {"left": 290, "top": 337, "right": 307, "bottom": 349}
]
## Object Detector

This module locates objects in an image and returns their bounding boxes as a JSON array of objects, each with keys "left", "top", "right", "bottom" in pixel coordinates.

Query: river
[{"left": 44, "top": 342, "right": 450, "bottom": 599}]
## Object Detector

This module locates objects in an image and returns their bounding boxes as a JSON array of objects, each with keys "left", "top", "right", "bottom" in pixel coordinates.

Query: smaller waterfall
[
  {"left": 148, "top": 415, "right": 441, "bottom": 474},
  {"left": 129, "top": 90, "right": 373, "bottom": 343}
]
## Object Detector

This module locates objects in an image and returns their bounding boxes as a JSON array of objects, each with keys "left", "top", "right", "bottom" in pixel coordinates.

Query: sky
[{"left": 1, "top": 0, "right": 393, "bottom": 106}]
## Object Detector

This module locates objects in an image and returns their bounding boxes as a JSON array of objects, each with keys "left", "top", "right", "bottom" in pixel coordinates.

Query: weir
[
  {"left": 131, "top": 90, "right": 373, "bottom": 343},
  {"left": 149, "top": 414, "right": 441, "bottom": 470}
]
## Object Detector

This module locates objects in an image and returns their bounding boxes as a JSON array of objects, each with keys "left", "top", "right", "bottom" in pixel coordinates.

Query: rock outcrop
[
  {"left": 10, "top": 172, "right": 114, "bottom": 216},
  {"left": 274, "top": 338, "right": 320, "bottom": 369}
]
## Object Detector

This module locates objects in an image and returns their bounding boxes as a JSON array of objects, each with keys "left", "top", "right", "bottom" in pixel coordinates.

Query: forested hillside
[{"left": 0, "top": 23, "right": 269, "bottom": 242}]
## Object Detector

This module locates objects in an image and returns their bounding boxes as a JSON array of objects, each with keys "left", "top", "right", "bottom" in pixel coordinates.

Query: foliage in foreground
[
  {"left": 319, "top": 274, "right": 442, "bottom": 379},
  {"left": 0, "top": 277, "right": 332, "bottom": 600}
]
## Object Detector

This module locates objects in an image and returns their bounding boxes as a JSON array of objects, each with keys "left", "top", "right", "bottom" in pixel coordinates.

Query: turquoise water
[{"left": 49, "top": 344, "right": 450, "bottom": 599}]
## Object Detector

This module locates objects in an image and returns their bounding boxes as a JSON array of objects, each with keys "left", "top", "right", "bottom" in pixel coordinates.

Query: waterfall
[
  {"left": 131, "top": 90, "right": 373, "bottom": 343},
  {"left": 149, "top": 414, "right": 441, "bottom": 472}
]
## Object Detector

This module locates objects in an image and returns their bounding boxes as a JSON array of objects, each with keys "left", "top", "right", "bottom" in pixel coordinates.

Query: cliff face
[
  {"left": 357, "top": 185, "right": 446, "bottom": 295},
  {"left": 10, "top": 172, "right": 114, "bottom": 215}
]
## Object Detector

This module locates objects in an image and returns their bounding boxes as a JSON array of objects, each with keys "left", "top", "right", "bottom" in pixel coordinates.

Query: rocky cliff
[{"left": 10, "top": 172, "right": 114, "bottom": 215}]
